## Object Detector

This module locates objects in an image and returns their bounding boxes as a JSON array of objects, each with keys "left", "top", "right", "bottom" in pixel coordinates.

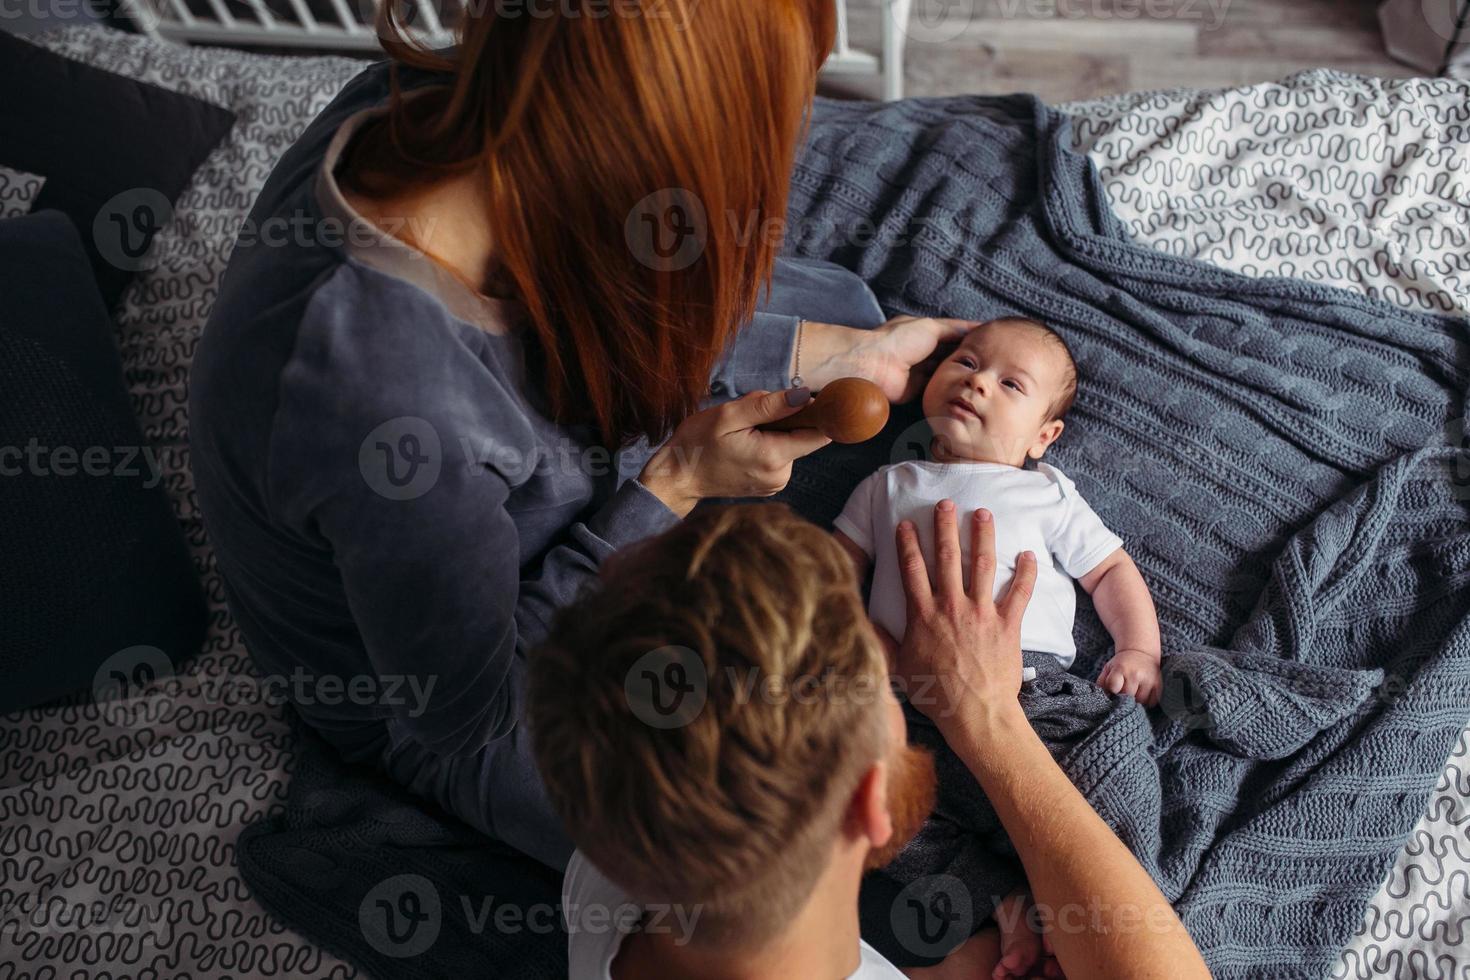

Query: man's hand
[
  {"left": 884, "top": 500, "right": 1037, "bottom": 741},
  {"left": 902, "top": 515, "right": 1210, "bottom": 979},
  {"left": 1096, "top": 648, "right": 1162, "bottom": 707}
]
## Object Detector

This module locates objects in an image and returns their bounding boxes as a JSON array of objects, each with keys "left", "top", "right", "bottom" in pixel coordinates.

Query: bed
[
  {"left": 0, "top": 25, "right": 1466, "bottom": 978},
  {"left": 113, "top": 0, "right": 912, "bottom": 99}
]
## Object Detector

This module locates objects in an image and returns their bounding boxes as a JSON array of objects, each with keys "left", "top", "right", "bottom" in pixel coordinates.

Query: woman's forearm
[
  {"left": 790, "top": 319, "right": 856, "bottom": 390},
  {"left": 944, "top": 706, "right": 1209, "bottom": 980},
  {"left": 637, "top": 461, "right": 699, "bottom": 518}
]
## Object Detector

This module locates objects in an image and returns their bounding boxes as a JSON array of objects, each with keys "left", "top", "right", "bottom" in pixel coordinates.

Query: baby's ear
[{"left": 1027, "top": 418, "right": 1065, "bottom": 460}]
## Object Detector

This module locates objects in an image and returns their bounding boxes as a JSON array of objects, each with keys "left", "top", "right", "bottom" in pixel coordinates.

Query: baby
[{"left": 832, "top": 316, "right": 1162, "bottom": 705}]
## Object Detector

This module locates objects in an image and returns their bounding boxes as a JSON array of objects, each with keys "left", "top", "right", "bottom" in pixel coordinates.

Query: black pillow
[
  {"left": 0, "top": 210, "right": 207, "bottom": 714},
  {"left": 0, "top": 32, "right": 236, "bottom": 310}
]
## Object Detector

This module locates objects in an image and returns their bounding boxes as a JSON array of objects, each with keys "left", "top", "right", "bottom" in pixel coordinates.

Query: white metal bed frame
[{"left": 116, "top": 0, "right": 912, "bottom": 100}]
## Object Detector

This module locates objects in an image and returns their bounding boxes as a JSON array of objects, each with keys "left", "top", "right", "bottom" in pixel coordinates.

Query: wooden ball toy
[{"left": 760, "top": 377, "right": 890, "bottom": 443}]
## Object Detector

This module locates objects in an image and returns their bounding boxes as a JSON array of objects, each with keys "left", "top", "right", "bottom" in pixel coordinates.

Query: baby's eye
[
  {"left": 957, "top": 356, "right": 978, "bottom": 370},
  {"left": 1002, "top": 378, "right": 1024, "bottom": 392}
]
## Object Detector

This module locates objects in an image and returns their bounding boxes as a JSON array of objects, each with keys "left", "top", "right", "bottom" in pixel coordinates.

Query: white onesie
[{"left": 833, "top": 459, "right": 1122, "bottom": 668}]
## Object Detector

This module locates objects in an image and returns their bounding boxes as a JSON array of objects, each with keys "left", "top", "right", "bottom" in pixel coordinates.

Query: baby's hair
[{"left": 981, "top": 315, "right": 1078, "bottom": 421}]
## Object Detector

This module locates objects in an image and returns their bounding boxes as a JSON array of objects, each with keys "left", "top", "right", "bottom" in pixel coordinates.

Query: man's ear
[
  {"left": 847, "top": 761, "right": 892, "bottom": 849},
  {"left": 1027, "top": 418, "right": 1064, "bottom": 460}
]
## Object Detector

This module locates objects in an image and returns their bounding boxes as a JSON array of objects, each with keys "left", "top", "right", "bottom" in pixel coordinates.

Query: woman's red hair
[{"left": 343, "top": 0, "right": 836, "bottom": 448}]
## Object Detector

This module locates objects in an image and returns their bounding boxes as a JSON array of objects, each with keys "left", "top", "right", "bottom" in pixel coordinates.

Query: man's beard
[{"left": 864, "top": 744, "right": 938, "bottom": 871}]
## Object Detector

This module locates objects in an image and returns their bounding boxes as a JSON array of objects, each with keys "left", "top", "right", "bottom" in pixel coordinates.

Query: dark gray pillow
[
  {"left": 0, "top": 210, "right": 207, "bottom": 713},
  {"left": 0, "top": 31, "right": 236, "bottom": 309}
]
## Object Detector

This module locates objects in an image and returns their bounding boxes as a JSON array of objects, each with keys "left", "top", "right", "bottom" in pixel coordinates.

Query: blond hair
[{"left": 528, "top": 503, "right": 890, "bottom": 949}]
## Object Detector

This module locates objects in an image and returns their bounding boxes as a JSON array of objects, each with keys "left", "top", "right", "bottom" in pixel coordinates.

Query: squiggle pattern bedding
[
  {"left": 0, "top": 30, "right": 363, "bottom": 978},
  {"left": 1063, "top": 72, "right": 1470, "bottom": 318},
  {"left": 0, "top": 31, "right": 1463, "bottom": 977},
  {"left": 1062, "top": 76, "right": 1470, "bottom": 980},
  {"left": 0, "top": 166, "right": 45, "bottom": 219}
]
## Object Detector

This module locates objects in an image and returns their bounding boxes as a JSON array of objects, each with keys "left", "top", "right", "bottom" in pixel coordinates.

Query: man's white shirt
[{"left": 562, "top": 850, "right": 907, "bottom": 978}]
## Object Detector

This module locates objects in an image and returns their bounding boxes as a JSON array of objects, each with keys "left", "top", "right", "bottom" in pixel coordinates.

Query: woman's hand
[
  {"left": 638, "top": 388, "right": 831, "bottom": 517},
  {"left": 900, "top": 927, "right": 1002, "bottom": 979},
  {"left": 882, "top": 501, "right": 1036, "bottom": 741},
  {"left": 896, "top": 891, "right": 1064, "bottom": 980},
  {"left": 802, "top": 316, "right": 981, "bottom": 403},
  {"left": 993, "top": 891, "right": 1063, "bottom": 980}
]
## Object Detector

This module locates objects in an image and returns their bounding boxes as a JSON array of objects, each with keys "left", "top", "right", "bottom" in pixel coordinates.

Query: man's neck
[{"left": 611, "top": 851, "right": 867, "bottom": 980}]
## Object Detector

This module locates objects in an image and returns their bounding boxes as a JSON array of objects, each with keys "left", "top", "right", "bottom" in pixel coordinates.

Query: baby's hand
[{"left": 1097, "top": 648, "right": 1162, "bottom": 707}]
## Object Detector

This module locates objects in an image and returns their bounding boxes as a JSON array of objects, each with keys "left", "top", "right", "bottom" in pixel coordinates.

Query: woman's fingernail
[
  {"left": 1020, "top": 550, "right": 1035, "bottom": 561},
  {"left": 898, "top": 520, "right": 913, "bottom": 533},
  {"left": 785, "top": 386, "right": 812, "bottom": 407},
  {"left": 938, "top": 499, "right": 954, "bottom": 511},
  {"left": 977, "top": 508, "right": 993, "bottom": 522}
]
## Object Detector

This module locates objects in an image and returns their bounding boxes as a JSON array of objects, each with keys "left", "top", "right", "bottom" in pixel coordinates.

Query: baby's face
[{"left": 920, "top": 320, "right": 1068, "bottom": 466}]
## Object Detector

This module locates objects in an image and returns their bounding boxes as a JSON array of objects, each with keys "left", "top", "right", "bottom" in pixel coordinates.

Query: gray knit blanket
[{"left": 771, "top": 96, "right": 1470, "bottom": 979}]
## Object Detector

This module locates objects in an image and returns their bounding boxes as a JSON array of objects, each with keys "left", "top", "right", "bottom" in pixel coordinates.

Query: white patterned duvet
[{"left": 0, "top": 29, "right": 1464, "bottom": 977}]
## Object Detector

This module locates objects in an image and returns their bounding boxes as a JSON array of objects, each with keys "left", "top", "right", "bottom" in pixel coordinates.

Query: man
[{"left": 528, "top": 500, "right": 1209, "bottom": 978}]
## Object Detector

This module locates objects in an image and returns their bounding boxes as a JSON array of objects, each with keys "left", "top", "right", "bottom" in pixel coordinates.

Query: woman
[{"left": 190, "top": 0, "right": 974, "bottom": 871}]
